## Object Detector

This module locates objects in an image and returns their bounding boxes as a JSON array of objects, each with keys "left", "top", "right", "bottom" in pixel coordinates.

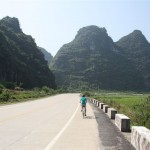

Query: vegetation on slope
[
  {"left": 116, "top": 30, "right": 150, "bottom": 90},
  {"left": 38, "top": 46, "right": 53, "bottom": 66},
  {"left": 0, "top": 16, "right": 56, "bottom": 89},
  {"left": 51, "top": 26, "right": 150, "bottom": 91}
]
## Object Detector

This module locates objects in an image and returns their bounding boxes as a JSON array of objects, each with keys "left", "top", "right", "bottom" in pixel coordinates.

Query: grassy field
[{"left": 90, "top": 91, "right": 150, "bottom": 129}]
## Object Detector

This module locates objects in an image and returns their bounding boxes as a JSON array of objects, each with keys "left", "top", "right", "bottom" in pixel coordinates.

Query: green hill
[
  {"left": 0, "top": 16, "right": 56, "bottom": 89},
  {"left": 116, "top": 30, "right": 150, "bottom": 90},
  {"left": 50, "top": 26, "right": 148, "bottom": 91}
]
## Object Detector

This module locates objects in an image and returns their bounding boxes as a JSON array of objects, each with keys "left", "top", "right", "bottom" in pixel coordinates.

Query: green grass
[
  {"left": 91, "top": 92, "right": 150, "bottom": 129},
  {"left": 0, "top": 87, "right": 65, "bottom": 105}
]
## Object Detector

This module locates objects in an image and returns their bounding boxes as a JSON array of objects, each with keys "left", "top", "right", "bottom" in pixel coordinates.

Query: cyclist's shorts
[{"left": 81, "top": 104, "right": 86, "bottom": 107}]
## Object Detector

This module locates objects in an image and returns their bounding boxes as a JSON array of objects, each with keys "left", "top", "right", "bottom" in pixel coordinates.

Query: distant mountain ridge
[
  {"left": 0, "top": 16, "right": 56, "bottom": 89},
  {"left": 50, "top": 26, "right": 150, "bottom": 91}
]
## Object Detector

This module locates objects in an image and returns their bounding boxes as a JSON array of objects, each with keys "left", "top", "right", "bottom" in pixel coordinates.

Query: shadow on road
[{"left": 84, "top": 115, "right": 95, "bottom": 119}]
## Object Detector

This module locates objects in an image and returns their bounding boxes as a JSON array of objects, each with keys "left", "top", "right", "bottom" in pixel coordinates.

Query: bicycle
[{"left": 82, "top": 106, "right": 86, "bottom": 118}]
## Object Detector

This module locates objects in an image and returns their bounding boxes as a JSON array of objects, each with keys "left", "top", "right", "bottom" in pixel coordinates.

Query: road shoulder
[{"left": 89, "top": 101, "right": 135, "bottom": 150}]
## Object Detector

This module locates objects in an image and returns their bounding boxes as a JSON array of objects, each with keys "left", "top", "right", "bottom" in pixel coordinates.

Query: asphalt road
[{"left": 0, "top": 94, "right": 100, "bottom": 150}]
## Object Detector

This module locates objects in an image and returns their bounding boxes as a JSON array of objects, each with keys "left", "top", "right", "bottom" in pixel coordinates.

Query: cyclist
[{"left": 80, "top": 95, "right": 87, "bottom": 116}]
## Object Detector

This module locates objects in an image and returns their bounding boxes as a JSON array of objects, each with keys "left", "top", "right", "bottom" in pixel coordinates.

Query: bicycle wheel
[{"left": 82, "top": 107, "right": 85, "bottom": 118}]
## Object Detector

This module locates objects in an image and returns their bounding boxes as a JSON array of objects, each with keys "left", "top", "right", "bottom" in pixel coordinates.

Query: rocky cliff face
[
  {"left": 51, "top": 26, "right": 148, "bottom": 91},
  {"left": 0, "top": 16, "right": 56, "bottom": 89}
]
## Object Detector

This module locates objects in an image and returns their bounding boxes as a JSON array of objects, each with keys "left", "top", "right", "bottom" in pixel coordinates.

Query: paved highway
[{"left": 0, "top": 94, "right": 100, "bottom": 150}]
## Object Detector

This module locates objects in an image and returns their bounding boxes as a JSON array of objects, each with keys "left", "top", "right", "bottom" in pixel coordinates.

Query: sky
[{"left": 0, "top": 0, "right": 150, "bottom": 56}]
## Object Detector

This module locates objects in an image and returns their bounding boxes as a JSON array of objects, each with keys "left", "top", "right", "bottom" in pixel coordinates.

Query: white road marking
[{"left": 44, "top": 103, "right": 80, "bottom": 150}]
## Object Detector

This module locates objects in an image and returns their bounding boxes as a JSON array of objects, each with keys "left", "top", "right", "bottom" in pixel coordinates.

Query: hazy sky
[{"left": 0, "top": 0, "right": 150, "bottom": 56}]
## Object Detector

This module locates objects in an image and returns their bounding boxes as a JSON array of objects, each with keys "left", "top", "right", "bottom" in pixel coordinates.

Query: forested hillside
[
  {"left": 38, "top": 47, "right": 53, "bottom": 66},
  {"left": 50, "top": 26, "right": 150, "bottom": 91},
  {"left": 1, "top": 17, "right": 149, "bottom": 91},
  {"left": 0, "top": 17, "right": 56, "bottom": 89},
  {"left": 116, "top": 30, "right": 150, "bottom": 90}
]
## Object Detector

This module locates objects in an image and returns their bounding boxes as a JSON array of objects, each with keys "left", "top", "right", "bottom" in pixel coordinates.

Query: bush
[
  {"left": 0, "top": 90, "right": 12, "bottom": 102},
  {"left": 14, "top": 87, "right": 24, "bottom": 91},
  {"left": 0, "top": 84, "right": 5, "bottom": 94},
  {"left": 57, "top": 88, "right": 67, "bottom": 93},
  {"left": 82, "top": 91, "right": 91, "bottom": 97},
  {"left": 33, "top": 87, "right": 40, "bottom": 91},
  {"left": 0, "top": 89, "right": 2, "bottom": 94},
  {"left": 42, "top": 86, "right": 50, "bottom": 93},
  {"left": 0, "top": 84, "right": 5, "bottom": 89}
]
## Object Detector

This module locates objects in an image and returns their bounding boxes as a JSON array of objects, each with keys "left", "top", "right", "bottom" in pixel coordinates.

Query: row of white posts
[{"left": 89, "top": 98, "right": 150, "bottom": 150}]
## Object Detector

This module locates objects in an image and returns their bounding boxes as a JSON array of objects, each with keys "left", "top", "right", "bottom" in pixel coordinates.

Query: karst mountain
[
  {"left": 1, "top": 16, "right": 149, "bottom": 91},
  {"left": 0, "top": 16, "right": 56, "bottom": 89},
  {"left": 50, "top": 26, "right": 150, "bottom": 91}
]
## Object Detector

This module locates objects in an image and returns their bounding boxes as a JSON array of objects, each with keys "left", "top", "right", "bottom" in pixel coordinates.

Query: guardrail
[{"left": 89, "top": 98, "right": 150, "bottom": 150}]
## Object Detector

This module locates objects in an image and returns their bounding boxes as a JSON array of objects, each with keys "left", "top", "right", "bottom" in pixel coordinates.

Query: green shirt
[{"left": 80, "top": 97, "right": 87, "bottom": 105}]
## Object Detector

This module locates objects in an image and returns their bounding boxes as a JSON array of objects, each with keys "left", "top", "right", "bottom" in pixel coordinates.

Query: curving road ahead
[{"left": 0, "top": 94, "right": 100, "bottom": 150}]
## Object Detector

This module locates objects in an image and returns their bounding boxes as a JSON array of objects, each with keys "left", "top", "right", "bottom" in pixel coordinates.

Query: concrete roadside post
[
  {"left": 99, "top": 103, "right": 104, "bottom": 109},
  {"left": 131, "top": 126, "right": 150, "bottom": 150},
  {"left": 97, "top": 101, "right": 100, "bottom": 107},
  {"left": 103, "top": 105, "right": 110, "bottom": 113},
  {"left": 115, "top": 114, "right": 130, "bottom": 132},
  {"left": 108, "top": 108, "right": 117, "bottom": 119}
]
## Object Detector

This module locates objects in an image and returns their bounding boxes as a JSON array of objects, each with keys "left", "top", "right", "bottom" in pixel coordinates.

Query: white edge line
[{"left": 44, "top": 103, "right": 80, "bottom": 150}]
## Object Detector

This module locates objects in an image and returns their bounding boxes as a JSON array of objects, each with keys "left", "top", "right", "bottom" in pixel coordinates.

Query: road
[{"left": 0, "top": 94, "right": 100, "bottom": 150}]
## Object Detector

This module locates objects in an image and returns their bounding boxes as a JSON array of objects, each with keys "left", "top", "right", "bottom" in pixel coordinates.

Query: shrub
[
  {"left": 82, "top": 91, "right": 91, "bottom": 97},
  {"left": 42, "top": 86, "right": 50, "bottom": 93},
  {"left": 0, "top": 90, "right": 12, "bottom": 102},
  {"left": 0, "top": 84, "right": 5, "bottom": 94},
  {"left": 57, "top": 88, "right": 67, "bottom": 93},
  {"left": 14, "top": 87, "right": 24, "bottom": 91},
  {"left": 0, "top": 84, "right": 5, "bottom": 89},
  {"left": 33, "top": 87, "right": 40, "bottom": 91}
]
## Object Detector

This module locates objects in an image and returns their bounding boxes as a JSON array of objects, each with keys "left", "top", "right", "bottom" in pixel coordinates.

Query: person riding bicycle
[{"left": 80, "top": 95, "right": 87, "bottom": 116}]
